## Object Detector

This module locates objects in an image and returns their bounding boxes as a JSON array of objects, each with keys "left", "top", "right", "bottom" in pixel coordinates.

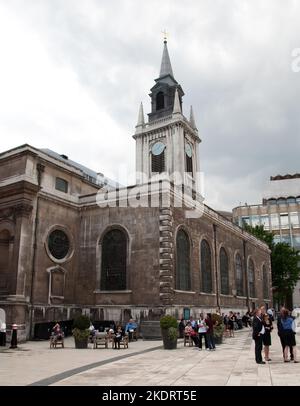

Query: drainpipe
[
  {"left": 213, "top": 224, "right": 220, "bottom": 312},
  {"left": 29, "top": 163, "right": 44, "bottom": 338},
  {"left": 243, "top": 239, "right": 250, "bottom": 311}
]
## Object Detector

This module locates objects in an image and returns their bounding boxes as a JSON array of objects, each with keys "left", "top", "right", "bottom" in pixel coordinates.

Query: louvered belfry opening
[{"left": 151, "top": 150, "right": 165, "bottom": 173}]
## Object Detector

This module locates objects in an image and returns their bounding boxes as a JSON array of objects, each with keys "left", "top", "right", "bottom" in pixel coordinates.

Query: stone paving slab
[
  {"left": 0, "top": 328, "right": 299, "bottom": 386},
  {"left": 53, "top": 328, "right": 300, "bottom": 386},
  {"left": 0, "top": 338, "right": 162, "bottom": 386}
]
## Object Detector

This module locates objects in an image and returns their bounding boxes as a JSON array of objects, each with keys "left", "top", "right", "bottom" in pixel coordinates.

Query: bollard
[{"left": 10, "top": 323, "right": 18, "bottom": 349}]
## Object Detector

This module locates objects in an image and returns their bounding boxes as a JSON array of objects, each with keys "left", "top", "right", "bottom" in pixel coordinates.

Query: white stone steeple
[{"left": 135, "top": 102, "right": 145, "bottom": 134}]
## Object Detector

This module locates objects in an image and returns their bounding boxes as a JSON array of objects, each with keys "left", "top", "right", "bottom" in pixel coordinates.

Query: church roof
[
  {"left": 159, "top": 40, "right": 174, "bottom": 78},
  {"left": 40, "top": 148, "right": 118, "bottom": 189}
]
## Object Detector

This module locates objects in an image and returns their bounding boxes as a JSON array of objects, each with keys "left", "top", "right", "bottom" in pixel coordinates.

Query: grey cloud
[{"left": 1, "top": 0, "right": 300, "bottom": 210}]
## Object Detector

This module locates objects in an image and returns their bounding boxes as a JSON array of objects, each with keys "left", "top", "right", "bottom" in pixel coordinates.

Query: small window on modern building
[
  {"left": 280, "top": 213, "right": 289, "bottom": 229},
  {"left": 241, "top": 216, "right": 250, "bottom": 226},
  {"left": 251, "top": 215, "right": 260, "bottom": 227},
  {"left": 270, "top": 214, "right": 280, "bottom": 230},
  {"left": 287, "top": 197, "right": 296, "bottom": 204},
  {"left": 290, "top": 212, "right": 299, "bottom": 228},
  {"left": 55, "top": 177, "right": 68, "bottom": 193},
  {"left": 260, "top": 215, "right": 270, "bottom": 229}
]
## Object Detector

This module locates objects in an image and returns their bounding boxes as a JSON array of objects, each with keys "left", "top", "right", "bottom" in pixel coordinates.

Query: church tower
[{"left": 133, "top": 39, "right": 201, "bottom": 188}]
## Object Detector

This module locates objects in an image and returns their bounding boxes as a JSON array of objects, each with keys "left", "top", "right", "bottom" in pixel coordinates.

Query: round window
[{"left": 48, "top": 230, "right": 70, "bottom": 260}]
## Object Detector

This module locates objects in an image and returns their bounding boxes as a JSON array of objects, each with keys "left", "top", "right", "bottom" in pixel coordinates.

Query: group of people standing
[
  {"left": 180, "top": 313, "right": 216, "bottom": 351},
  {"left": 252, "top": 306, "right": 298, "bottom": 364}
]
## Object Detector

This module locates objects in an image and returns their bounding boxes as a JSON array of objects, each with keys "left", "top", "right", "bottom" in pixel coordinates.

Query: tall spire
[
  {"left": 159, "top": 40, "right": 174, "bottom": 78},
  {"left": 172, "top": 88, "right": 182, "bottom": 115},
  {"left": 189, "top": 106, "right": 197, "bottom": 130},
  {"left": 135, "top": 102, "right": 145, "bottom": 133}
]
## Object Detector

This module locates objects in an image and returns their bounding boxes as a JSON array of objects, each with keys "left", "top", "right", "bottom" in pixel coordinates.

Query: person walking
[
  {"left": 252, "top": 308, "right": 265, "bottom": 364},
  {"left": 262, "top": 313, "right": 273, "bottom": 362},
  {"left": 205, "top": 313, "right": 216, "bottom": 351},
  {"left": 277, "top": 307, "right": 294, "bottom": 361},
  {"left": 228, "top": 311, "right": 236, "bottom": 337},
  {"left": 281, "top": 309, "right": 298, "bottom": 363}
]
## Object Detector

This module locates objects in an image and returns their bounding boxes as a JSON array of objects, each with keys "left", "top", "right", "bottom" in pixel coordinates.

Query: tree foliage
[{"left": 271, "top": 242, "right": 300, "bottom": 303}]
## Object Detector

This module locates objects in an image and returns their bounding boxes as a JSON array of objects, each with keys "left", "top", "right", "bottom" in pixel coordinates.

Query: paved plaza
[{"left": 0, "top": 328, "right": 299, "bottom": 386}]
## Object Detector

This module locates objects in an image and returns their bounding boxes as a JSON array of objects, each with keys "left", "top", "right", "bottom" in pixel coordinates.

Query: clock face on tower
[
  {"left": 151, "top": 141, "right": 165, "bottom": 156},
  {"left": 185, "top": 142, "right": 192, "bottom": 158}
]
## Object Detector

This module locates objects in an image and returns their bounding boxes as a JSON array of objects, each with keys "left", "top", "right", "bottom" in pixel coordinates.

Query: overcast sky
[{"left": 0, "top": 0, "right": 300, "bottom": 211}]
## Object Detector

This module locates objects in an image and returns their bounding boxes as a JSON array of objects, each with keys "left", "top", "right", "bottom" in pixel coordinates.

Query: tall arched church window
[
  {"left": 176, "top": 229, "right": 191, "bottom": 291},
  {"left": 220, "top": 247, "right": 229, "bottom": 295},
  {"left": 101, "top": 229, "right": 127, "bottom": 291},
  {"left": 248, "top": 259, "right": 256, "bottom": 298},
  {"left": 235, "top": 254, "right": 244, "bottom": 296},
  {"left": 200, "top": 240, "right": 213, "bottom": 293}
]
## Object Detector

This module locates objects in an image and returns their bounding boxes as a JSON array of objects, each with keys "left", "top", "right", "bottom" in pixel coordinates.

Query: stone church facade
[{"left": 0, "top": 41, "right": 272, "bottom": 340}]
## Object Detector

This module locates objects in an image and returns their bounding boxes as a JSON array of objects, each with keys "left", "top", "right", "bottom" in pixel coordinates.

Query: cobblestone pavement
[{"left": 0, "top": 328, "right": 299, "bottom": 386}]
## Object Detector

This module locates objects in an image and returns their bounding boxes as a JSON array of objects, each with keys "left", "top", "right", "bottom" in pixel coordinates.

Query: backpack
[{"left": 281, "top": 317, "right": 293, "bottom": 331}]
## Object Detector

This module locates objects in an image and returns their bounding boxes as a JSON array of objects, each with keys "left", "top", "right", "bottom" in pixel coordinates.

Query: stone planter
[
  {"left": 214, "top": 335, "right": 223, "bottom": 345},
  {"left": 161, "top": 329, "right": 177, "bottom": 350},
  {"left": 74, "top": 337, "right": 88, "bottom": 349}
]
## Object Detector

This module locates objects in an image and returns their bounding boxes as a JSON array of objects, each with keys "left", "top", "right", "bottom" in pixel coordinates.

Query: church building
[{"left": 0, "top": 40, "right": 272, "bottom": 340}]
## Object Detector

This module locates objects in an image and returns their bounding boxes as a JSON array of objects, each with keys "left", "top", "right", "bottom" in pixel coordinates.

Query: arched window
[
  {"left": 0, "top": 230, "right": 11, "bottom": 294},
  {"left": 235, "top": 253, "right": 244, "bottom": 296},
  {"left": 248, "top": 259, "right": 256, "bottom": 298},
  {"left": 200, "top": 240, "right": 212, "bottom": 293},
  {"left": 176, "top": 229, "right": 191, "bottom": 291},
  {"left": 156, "top": 92, "right": 165, "bottom": 110},
  {"left": 101, "top": 229, "right": 127, "bottom": 291},
  {"left": 263, "top": 265, "right": 269, "bottom": 299},
  {"left": 220, "top": 247, "right": 229, "bottom": 295}
]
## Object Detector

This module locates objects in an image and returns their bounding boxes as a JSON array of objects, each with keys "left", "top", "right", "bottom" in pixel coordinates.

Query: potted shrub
[
  {"left": 160, "top": 315, "right": 178, "bottom": 350},
  {"left": 212, "top": 313, "right": 224, "bottom": 345},
  {"left": 72, "top": 315, "right": 90, "bottom": 349}
]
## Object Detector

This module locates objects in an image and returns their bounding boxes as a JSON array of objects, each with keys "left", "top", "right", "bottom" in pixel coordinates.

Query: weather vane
[{"left": 162, "top": 29, "right": 168, "bottom": 42}]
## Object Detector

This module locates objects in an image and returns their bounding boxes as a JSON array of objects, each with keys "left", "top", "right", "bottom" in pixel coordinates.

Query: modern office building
[{"left": 233, "top": 174, "right": 300, "bottom": 307}]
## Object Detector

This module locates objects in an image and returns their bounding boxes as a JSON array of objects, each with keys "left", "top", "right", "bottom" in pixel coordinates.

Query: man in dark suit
[{"left": 252, "top": 308, "right": 265, "bottom": 364}]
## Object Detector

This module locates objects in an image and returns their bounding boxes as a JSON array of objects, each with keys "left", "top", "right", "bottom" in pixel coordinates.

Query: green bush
[
  {"left": 72, "top": 328, "right": 90, "bottom": 341},
  {"left": 212, "top": 313, "right": 224, "bottom": 338},
  {"left": 72, "top": 314, "right": 90, "bottom": 330},
  {"left": 160, "top": 315, "right": 178, "bottom": 330},
  {"left": 167, "top": 327, "right": 178, "bottom": 341}
]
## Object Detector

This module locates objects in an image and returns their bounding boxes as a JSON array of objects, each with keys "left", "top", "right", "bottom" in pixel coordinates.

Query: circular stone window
[{"left": 48, "top": 229, "right": 70, "bottom": 260}]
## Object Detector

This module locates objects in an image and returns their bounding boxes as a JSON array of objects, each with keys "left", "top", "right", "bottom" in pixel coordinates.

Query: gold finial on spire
[{"left": 162, "top": 29, "right": 168, "bottom": 43}]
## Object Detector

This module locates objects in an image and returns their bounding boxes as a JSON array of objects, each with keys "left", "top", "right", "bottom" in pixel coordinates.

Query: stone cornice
[{"left": 133, "top": 116, "right": 201, "bottom": 143}]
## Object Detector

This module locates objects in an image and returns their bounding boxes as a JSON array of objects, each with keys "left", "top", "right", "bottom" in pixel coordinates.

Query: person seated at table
[
  {"left": 114, "top": 325, "right": 124, "bottom": 349},
  {"left": 184, "top": 322, "right": 199, "bottom": 346},
  {"left": 125, "top": 319, "right": 137, "bottom": 341}
]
